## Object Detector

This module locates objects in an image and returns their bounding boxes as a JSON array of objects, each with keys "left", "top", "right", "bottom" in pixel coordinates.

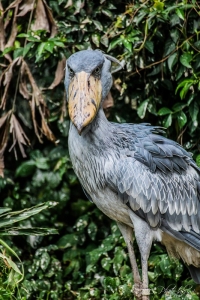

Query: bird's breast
[{"left": 68, "top": 123, "right": 132, "bottom": 226}]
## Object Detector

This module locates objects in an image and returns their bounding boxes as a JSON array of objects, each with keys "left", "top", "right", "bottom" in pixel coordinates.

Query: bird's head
[{"left": 65, "top": 49, "right": 123, "bottom": 134}]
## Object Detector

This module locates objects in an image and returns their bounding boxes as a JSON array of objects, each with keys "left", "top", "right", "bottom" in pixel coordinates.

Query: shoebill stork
[{"left": 65, "top": 49, "right": 200, "bottom": 300}]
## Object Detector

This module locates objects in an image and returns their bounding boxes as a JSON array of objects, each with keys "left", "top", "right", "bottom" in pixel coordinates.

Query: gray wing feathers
[{"left": 106, "top": 158, "right": 200, "bottom": 233}]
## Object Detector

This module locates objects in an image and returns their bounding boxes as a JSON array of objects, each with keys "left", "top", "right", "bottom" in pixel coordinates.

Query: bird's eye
[
  {"left": 68, "top": 66, "right": 75, "bottom": 78},
  {"left": 93, "top": 66, "right": 101, "bottom": 77}
]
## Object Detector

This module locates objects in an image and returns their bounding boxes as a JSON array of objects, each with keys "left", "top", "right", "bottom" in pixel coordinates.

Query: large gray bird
[{"left": 65, "top": 49, "right": 200, "bottom": 300}]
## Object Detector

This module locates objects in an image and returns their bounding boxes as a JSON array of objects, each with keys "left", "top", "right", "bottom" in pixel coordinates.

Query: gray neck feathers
[{"left": 68, "top": 108, "right": 118, "bottom": 192}]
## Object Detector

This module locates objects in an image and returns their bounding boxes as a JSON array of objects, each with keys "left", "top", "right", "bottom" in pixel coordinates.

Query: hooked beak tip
[{"left": 75, "top": 123, "right": 83, "bottom": 135}]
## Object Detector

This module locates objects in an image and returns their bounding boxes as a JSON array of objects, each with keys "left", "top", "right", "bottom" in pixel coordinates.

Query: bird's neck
[
  {"left": 68, "top": 107, "right": 113, "bottom": 192},
  {"left": 87, "top": 107, "right": 111, "bottom": 138}
]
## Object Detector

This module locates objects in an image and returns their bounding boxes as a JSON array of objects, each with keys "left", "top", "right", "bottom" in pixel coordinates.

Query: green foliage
[
  {"left": 0, "top": 0, "right": 200, "bottom": 299},
  {"left": 0, "top": 201, "right": 58, "bottom": 299}
]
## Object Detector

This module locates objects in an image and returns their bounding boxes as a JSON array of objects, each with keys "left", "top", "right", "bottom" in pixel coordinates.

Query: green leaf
[
  {"left": 163, "top": 39, "right": 176, "bottom": 57},
  {"left": 45, "top": 172, "right": 62, "bottom": 188},
  {"left": 15, "top": 160, "right": 36, "bottom": 177},
  {"left": 26, "top": 36, "right": 40, "bottom": 42},
  {"left": 176, "top": 64, "right": 185, "bottom": 80},
  {"left": 91, "top": 33, "right": 100, "bottom": 47},
  {"left": 180, "top": 82, "right": 193, "bottom": 99},
  {"left": 53, "top": 41, "right": 65, "bottom": 47},
  {"left": 189, "top": 101, "right": 199, "bottom": 122},
  {"left": 176, "top": 79, "right": 194, "bottom": 99},
  {"left": 177, "top": 111, "right": 187, "bottom": 128},
  {"left": 102, "top": 9, "right": 113, "bottom": 19},
  {"left": 163, "top": 114, "right": 172, "bottom": 128},
  {"left": 194, "top": 41, "right": 200, "bottom": 50},
  {"left": 40, "top": 252, "right": 50, "bottom": 271},
  {"left": 147, "top": 65, "right": 161, "bottom": 76},
  {"left": 2, "top": 47, "right": 14, "bottom": 55},
  {"left": 172, "top": 102, "right": 186, "bottom": 112},
  {"left": 137, "top": 100, "right": 149, "bottom": 119},
  {"left": 17, "top": 33, "right": 29, "bottom": 38},
  {"left": 0, "top": 202, "right": 57, "bottom": 228},
  {"left": 93, "top": 20, "right": 103, "bottom": 31},
  {"left": 180, "top": 53, "right": 192, "bottom": 68},
  {"left": 175, "top": 8, "right": 184, "bottom": 20},
  {"left": 137, "top": 99, "right": 149, "bottom": 119},
  {"left": 122, "top": 39, "right": 132, "bottom": 52},
  {"left": 44, "top": 41, "right": 54, "bottom": 53},
  {"left": 0, "top": 239, "right": 24, "bottom": 283},
  {"left": 144, "top": 41, "right": 154, "bottom": 54},
  {"left": 101, "top": 257, "right": 112, "bottom": 271},
  {"left": 13, "top": 47, "right": 23, "bottom": 59},
  {"left": 170, "top": 29, "right": 180, "bottom": 44},
  {"left": 36, "top": 42, "right": 46, "bottom": 61},
  {"left": 108, "top": 37, "right": 122, "bottom": 52},
  {"left": 0, "top": 227, "right": 58, "bottom": 236},
  {"left": 100, "top": 35, "right": 109, "bottom": 47},
  {"left": 0, "top": 253, "right": 22, "bottom": 275},
  {"left": 167, "top": 52, "right": 178, "bottom": 72},
  {"left": 23, "top": 42, "right": 34, "bottom": 57},
  {"left": 64, "top": 260, "right": 77, "bottom": 276},
  {"left": 75, "top": 215, "right": 88, "bottom": 231},
  {"left": 87, "top": 222, "right": 97, "bottom": 241},
  {"left": 159, "top": 255, "right": 172, "bottom": 277},
  {"left": 153, "top": 1, "right": 164, "bottom": 11},
  {"left": 157, "top": 107, "right": 172, "bottom": 116},
  {"left": 0, "top": 208, "right": 12, "bottom": 215},
  {"left": 57, "top": 233, "right": 78, "bottom": 249},
  {"left": 35, "top": 157, "right": 50, "bottom": 170},
  {"left": 134, "top": 10, "right": 146, "bottom": 25},
  {"left": 113, "top": 247, "right": 126, "bottom": 275},
  {"left": 86, "top": 248, "right": 103, "bottom": 273}
]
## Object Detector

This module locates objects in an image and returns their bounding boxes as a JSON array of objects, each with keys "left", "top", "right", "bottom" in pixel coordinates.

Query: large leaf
[
  {"left": 168, "top": 52, "right": 178, "bottom": 72},
  {"left": 107, "top": 37, "right": 122, "bottom": 52},
  {"left": 137, "top": 100, "right": 149, "bottom": 119},
  {"left": 157, "top": 107, "right": 172, "bottom": 116},
  {"left": 0, "top": 227, "right": 58, "bottom": 236},
  {"left": 177, "top": 111, "right": 187, "bottom": 128},
  {"left": 144, "top": 41, "right": 154, "bottom": 54},
  {"left": 0, "top": 208, "right": 12, "bottom": 215},
  {"left": 163, "top": 114, "right": 172, "bottom": 128},
  {"left": 0, "top": 202, "right": 57, "bottom": 228},
  {"left": 0, "top": 253, "right": 22, "bottom": 275},
  {"left": 180, "top": 53, "right": 192, "bottom": 68},
  {"left": 15, "top": 160, "right": 36, "bottom": 177},
  {"left": 189, "top": 101, "right": 199, "bottom": 122},
  {"left": 163, "top": 39, "right": 176, "bottom": 57}
]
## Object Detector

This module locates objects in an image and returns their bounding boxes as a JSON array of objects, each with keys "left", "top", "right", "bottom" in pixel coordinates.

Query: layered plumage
[{"left": 66, "top": 50, "right": 200, "bottom": 299}]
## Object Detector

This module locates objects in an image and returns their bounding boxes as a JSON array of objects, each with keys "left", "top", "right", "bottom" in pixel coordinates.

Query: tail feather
[{"left": 188, "top": 265, "right": 200, "bottom": 284}]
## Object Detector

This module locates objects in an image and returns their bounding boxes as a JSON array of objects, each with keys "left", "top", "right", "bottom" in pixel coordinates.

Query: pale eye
[
  {"left": 93, "top": 66, "right": 101, "bottom": 77},
  {"left": 68, "top": 66, "right": 75, "bottom": 78}
]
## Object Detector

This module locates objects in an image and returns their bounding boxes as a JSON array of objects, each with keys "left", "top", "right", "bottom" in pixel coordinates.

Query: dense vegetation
[{"left": 0, "top": 0, "right": 200, "bottom": 299}]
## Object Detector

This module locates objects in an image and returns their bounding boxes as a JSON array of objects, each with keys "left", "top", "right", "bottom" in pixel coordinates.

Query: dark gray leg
[
  {"left": 128, "top": 210, "right": 152, "bottom": 300},
  {"left": 117, "top": 222, "right": 143, "bottom": 300}
]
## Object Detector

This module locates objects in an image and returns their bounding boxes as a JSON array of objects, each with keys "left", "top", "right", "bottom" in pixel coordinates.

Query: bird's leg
[
  {"left": 128, "top": 210, "right": 152, "bottom": 300},
  {"left": 117, "top": 222, "right": 142, "bottom": 300}
]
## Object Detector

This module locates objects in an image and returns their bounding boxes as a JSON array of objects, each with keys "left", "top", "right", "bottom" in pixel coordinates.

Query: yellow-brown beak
[{"left": 68, "top": 71, "right": 102, "bottom": 134}]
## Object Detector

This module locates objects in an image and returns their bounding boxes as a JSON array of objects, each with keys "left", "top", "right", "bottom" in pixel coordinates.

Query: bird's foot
[
  {"left": 133, "top": 284, "right": 150, "bottom": 300},
  {"left": 141, "top": 288, "right": 150, "bottom": 300},
  {"left": 133, "top": 282, "right": 142, "bottom": 300}
]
